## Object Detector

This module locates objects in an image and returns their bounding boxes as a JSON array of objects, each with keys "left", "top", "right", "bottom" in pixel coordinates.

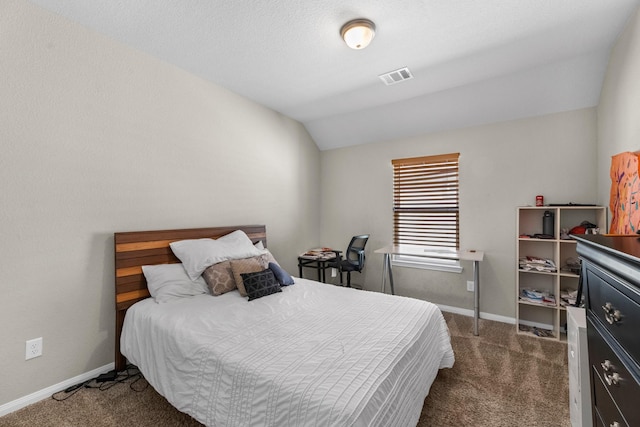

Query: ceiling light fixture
[{"left": 341, "top": 19, "right": 376, "bottom": 50}]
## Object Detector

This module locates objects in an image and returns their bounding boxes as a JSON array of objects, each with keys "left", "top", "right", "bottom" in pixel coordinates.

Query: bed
[{"left": 114, "top": 225, "right": 454, "bottom": 427}]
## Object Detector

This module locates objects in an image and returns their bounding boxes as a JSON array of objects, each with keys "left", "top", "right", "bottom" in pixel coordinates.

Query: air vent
[{"left": 378, "top": 67, "right": 413, "bottom": 85}]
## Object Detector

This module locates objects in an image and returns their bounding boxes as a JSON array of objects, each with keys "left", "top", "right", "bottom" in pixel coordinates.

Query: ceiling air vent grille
[{"left": 378, "top": 67, "right": 413, "bottom": 85}]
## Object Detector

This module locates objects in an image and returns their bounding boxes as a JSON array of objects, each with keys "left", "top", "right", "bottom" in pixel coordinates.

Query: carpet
[
  {"left": 421, "top": 312, "right": 570, "bottom": 426},
  {"left": 0, "top": 312, "right": 570, "bottom": 426}
]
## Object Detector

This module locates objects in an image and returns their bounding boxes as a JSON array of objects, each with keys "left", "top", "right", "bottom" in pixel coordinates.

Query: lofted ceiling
[{"left": 28, "top": 0, "right": 640, "bottom": 150}]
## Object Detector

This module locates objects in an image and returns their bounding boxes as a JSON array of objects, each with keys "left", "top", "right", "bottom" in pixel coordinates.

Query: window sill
[{"left": 392, "top": 257, "right": 463, "bottom": 273}]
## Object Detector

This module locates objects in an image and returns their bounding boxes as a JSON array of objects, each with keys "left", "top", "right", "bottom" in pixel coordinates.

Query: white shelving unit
[{"left": 516, "top": 206, "right": 607, "bottom": 340}]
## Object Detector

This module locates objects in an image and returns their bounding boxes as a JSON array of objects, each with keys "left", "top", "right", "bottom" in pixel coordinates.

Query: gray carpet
[
  {"left": 421, "top": 313, "right": 570, "bottom": 426},
  {"left": 0, "top": 313, "right": 570, "bottom": 426}
]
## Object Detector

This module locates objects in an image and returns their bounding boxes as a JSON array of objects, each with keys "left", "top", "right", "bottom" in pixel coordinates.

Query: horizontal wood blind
[{"left": 392, "top": 153, "right": 460, "bottom": 248}]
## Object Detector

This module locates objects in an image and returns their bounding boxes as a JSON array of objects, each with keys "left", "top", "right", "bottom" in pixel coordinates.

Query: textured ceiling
[{"left": 28, "top": 0, "right": 640, "bottom": 150}]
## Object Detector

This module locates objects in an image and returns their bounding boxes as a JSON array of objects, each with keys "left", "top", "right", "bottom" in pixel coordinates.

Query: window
[{"left": 392, "top": 153, "right": 461, "bottom": 272}]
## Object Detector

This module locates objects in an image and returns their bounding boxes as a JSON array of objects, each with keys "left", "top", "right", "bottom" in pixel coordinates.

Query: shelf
[
  {"left": 559, "top": 272, "right": 580, "bottom": 278},
  {"left": 519, "top": 238, "right": 582, "bottom": 244},
  {"left": 516, "top": 205, "right": 607, "bottom": 341},
  {"left": 518, "top": 269, "right": 557, "bottom": 276},
  {"left": 518, "top": 299, "right": 557, "bottom": 309}
]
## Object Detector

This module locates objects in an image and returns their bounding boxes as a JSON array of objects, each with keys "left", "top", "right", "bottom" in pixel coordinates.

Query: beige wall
[
  {"left": 0, "top": 0, "right": 320, "bottom": 407},
  {"left": 320, "top": 108, "right": 598, "bottom": 318},
  {"left": 597, "top": 7, "right": 640, "bottom": 209}
]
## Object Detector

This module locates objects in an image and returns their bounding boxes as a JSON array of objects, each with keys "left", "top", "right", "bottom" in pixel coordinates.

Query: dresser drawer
[
  {"left": 588, "top": 324, "right": 640, "bottom": 427},
  {"left": 592, "top": 367, "right": 629, "bottom": 427},
  {"left": 575, "top": 236, "right": 640, "bottom": 427},
  {"left": 584, "top": 264, "right": 640, "bottom": 363}
]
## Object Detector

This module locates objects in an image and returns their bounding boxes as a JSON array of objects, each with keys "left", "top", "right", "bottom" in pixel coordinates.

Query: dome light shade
[{"left": 341, "top": 19, "right": 376, "bottom": 50}]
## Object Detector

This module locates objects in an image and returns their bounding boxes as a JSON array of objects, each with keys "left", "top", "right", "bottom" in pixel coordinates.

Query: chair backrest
[{"left": 345, "top": 235, "right": 369, "bottom": 271}]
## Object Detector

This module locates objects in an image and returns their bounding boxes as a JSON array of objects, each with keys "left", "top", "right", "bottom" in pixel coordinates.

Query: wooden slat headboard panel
[{"left": 113, "top": 224, "right": 267, "bottom": 371}]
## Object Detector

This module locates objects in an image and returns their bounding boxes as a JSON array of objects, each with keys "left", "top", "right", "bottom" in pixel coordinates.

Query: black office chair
[{"left": 329, "top": 235, "right": 369, "bottom": 288}]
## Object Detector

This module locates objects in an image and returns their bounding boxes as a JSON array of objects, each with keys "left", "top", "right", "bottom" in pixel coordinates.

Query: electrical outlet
[
  {"left": 467, "top": 281, "right": 474, "bottom": 292},
  {"left": 25, "top": 337, "right": 43, "bottom": 360}
]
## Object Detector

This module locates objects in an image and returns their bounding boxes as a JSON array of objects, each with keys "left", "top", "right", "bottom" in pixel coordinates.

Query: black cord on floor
[{"left": 51, "top": 365, "right": 147, "bottom": 402}]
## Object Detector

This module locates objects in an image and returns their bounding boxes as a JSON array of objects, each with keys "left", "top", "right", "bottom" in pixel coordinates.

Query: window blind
[{"left": 392, "top": 153, "right": 460, "bottom": 249}]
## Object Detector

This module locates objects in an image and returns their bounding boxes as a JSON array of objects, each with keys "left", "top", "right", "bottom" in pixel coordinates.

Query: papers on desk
[{"left": 300, "top": 248, "right": 337, "bottom": 260}]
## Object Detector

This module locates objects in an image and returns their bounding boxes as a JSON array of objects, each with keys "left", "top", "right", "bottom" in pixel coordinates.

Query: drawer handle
[
  {"left": 610, "top": 422, "right": 620, "bottom": 427},
  {"left": 602, "top": 302, "right": 622, "bottom": 324},
  {"left": 601, "top": 359, "right": 612, "bottom": 371},
  {"left": 605, "top": 372, "right": 620, "bottom": 386}
]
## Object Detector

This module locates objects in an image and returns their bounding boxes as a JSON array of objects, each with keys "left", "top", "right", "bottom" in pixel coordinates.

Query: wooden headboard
[{"left": 114, "top": 224, "right": 267, "bottom": 371}]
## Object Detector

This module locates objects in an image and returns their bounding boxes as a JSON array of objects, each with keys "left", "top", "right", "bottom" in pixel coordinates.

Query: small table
[
  {"left": 297, "top": 249, "right": 340, "bottom": 283},
  {"left": 374, "top": 245, "right": 485, "bottom": 336}
]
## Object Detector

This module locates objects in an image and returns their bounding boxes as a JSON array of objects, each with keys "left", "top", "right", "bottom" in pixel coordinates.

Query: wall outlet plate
[
  {"left": 467, "top": 281, "right": 474, "bottom": 292},
  {"left": 26, "top": 337, "right": 43, "bottom": 360}
]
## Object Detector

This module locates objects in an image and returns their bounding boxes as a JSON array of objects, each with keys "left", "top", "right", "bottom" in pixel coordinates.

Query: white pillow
[
  {"left": 254, "top": 240, "right": 265, "bottom": 250},
  {"left": 169, "top": 230, "right": 262, "bottom": 280},
  {"left": 169, "top": 238, "right": 222, "bottom": 280},
  {"left": 142, "top": 263, "right": 208, "bottom": 303}
]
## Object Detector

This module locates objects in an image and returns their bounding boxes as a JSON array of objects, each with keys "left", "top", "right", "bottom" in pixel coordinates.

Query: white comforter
[{"left": 121, "top": 279, "right": 454, "bottom": 427}]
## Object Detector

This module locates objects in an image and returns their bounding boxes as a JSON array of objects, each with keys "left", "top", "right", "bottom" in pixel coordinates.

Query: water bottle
[{"left": 543, "top": 210, "right": 554, "bottom": 237}]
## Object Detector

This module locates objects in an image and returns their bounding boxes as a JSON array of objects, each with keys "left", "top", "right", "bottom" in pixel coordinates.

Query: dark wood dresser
[{"left": 574, "top": 235, "right": 640, "bottom": 427}]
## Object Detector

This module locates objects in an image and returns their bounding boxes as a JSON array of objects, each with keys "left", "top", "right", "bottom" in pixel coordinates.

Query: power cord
[{"left": 51, "top": 365, "right": 147, "bottom": 401}]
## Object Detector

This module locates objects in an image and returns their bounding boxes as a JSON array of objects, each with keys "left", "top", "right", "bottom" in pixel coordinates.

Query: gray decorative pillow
[
  {"left": 241, "top": 269, "right": 282, "bottom": 301},
  {"left": 230, "top": 257, "right": 265, "bottom": 296},
  {"left": 202, "top": 260, "right": 236, "bottom": 296}
]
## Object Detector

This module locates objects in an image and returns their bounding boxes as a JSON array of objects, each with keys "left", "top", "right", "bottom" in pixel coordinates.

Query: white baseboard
[
  {"left": 436, "top": 304, "right": 516, "bottom": 325},
  {"left": 437, "top": 304, "right": 557, "bottom": 331},
  {"left": 0, "top": 362, "right": 114, "bottom": 417}
]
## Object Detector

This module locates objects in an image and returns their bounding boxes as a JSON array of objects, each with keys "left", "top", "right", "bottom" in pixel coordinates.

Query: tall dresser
[{"left": 574, "top": 235, "right": 640, "bottom": 427}]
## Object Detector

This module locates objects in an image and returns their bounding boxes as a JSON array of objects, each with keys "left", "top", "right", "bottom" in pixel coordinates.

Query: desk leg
[
  {"left": 473, "top": 260, "right": 480, "bottom": 336},
  {"left": 381, "top": 254, "right": 387, "bottom": 293},
  {"left": 387, "top": 254, "right": 395, "bottom": 296}
]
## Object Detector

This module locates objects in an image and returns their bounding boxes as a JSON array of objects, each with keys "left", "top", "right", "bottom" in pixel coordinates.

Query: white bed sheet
[{"left": 121, "top": 278, "right": 454, "bottom": 427}]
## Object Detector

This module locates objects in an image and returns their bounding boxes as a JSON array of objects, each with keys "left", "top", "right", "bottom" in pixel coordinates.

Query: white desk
[{"left": 374, "top": 245, "right": 485, "bottom": 336}]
